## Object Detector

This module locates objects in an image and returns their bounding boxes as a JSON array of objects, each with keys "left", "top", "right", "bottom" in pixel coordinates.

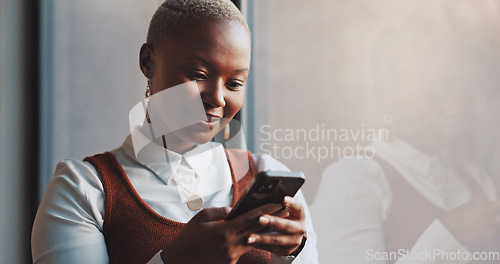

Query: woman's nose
[{"left": 201, "top": 80, "right": 226, "bottom": 108}]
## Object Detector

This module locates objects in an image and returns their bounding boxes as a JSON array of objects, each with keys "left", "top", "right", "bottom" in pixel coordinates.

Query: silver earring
[
  {"left": 382, "top": 114, "right": 394, "bottom": 142},
  {"left": 383, "top": 115, "right": 393, "bottom": 125},
  {"left": 224, "top": 123, "right": 230, "bottom": 140}
]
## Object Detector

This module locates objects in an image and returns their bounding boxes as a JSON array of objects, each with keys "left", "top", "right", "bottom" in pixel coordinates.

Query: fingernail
[
  {"left": 248, "top": 235, "right": 256, "bottom": 244},
  {"left": 284, "top": 196, "right": 292, "bottom": 205},
  {"left": 259, "top": 216, "right": 270, "bottom": 225}
]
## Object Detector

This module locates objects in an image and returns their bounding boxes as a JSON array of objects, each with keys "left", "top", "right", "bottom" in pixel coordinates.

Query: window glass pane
[
  {"left": 251, "top": 0, "right": 500, "bottom": 199},
  {"left": 40, "top": 1, "right": 160, "bottom": 193}
]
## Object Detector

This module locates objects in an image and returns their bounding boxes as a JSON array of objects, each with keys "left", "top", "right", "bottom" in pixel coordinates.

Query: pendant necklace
[
  {"left": 162, "top": 135, "right": 204, "bottom": 211},
  {"left": 174, "top": 179, "right": 204, "bottom": 211}
]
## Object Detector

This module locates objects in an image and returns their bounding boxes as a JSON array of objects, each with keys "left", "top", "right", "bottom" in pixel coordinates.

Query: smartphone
[{"left": 225, "top": 171, "right": 305, "bottom": 220}]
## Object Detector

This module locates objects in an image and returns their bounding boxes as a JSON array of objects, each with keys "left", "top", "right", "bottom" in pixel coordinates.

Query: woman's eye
[
  {"left": 189, "top": 71, "right": 207, "bottom": 81},
  {"left": 226, "top": 80, "right": 244, "bottom": 90}
]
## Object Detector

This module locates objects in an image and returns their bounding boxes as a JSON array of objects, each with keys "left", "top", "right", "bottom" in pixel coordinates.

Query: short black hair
[{"left": 146, "top": 0, "right": 249, "bottom": 48}]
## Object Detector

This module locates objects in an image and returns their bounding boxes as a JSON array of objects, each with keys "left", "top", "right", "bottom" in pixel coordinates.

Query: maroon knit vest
[
  {"left": 376, "top": 157, "right": 488, "bottom": 264},
  {"left": 375, "top": 157, "right": 446, "bottom": 264},
  {"left": 84, "top": 149, "right": 271, "bottom": 264}
]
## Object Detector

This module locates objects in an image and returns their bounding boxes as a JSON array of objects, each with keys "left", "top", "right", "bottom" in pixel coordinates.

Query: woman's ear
[{"left": 139, "top": 43, "right": 155, "bottom": 79}]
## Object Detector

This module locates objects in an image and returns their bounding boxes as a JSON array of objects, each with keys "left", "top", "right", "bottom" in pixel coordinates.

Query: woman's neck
[{"left": 161, "top": 134, "right": 197, "bottom": 154}]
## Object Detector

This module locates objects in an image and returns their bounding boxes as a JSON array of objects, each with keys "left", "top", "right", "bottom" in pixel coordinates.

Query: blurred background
[{"left": 1, "top": 0, "right": 499, "bottom": 263}]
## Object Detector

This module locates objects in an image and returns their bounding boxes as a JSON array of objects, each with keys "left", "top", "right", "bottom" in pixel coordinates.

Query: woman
[{"left": 31, "top": 1, "right": 318, "bottom": 263}]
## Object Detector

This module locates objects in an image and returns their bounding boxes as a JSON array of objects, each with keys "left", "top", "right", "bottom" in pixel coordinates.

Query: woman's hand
[
  {"left": 160, "top": 203, "right": 282, "bottom": 264},
  {"left": 246, "top": 196, "right": 307, "bottom": 256},
  {"left": 440, "top": 201, "right": 500, "bottom": 252}
]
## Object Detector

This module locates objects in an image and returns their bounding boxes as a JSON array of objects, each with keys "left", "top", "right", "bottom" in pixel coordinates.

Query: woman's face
[{"left": 140, "top": 19, "right": 251, "bottom": 152}]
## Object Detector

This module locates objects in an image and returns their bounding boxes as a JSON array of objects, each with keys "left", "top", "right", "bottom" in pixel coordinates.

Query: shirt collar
[
  {"left": 123, "top": 122, "right": 223, "bottom": 185},
  {"left": 183, "top": 141, "right": 218, "bottom": 177},
  {"left": 122, "top": 133, "right": 182, "bottom": 185},
  {"left": 372, "top": 138, "right": 432, "bottom": 175}
]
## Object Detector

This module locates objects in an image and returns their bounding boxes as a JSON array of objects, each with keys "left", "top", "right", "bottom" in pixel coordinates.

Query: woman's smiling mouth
[{"left": 195, "top": 113, "right": 222, "bottom": 129}]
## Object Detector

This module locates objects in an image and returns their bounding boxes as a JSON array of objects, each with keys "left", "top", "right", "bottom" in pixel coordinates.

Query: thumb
[{"left": 193, "top": 207, "right": 231, "bottom": 222}]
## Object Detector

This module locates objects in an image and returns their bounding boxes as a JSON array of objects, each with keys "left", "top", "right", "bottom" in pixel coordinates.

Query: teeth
[{"left": 206, "top": 115, "right": 221, "bottom": 123}]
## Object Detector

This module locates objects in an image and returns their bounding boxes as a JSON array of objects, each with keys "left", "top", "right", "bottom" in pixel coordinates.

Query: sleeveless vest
[
  {"left": 84, "top": 149, "right": 271, "bottom": 264},
  {"left": 376, "top": 157, "right": 488, "bottom": 264}
]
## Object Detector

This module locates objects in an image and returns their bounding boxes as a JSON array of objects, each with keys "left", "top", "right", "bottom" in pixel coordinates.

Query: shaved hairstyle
[{"left": 146, "top": 0, "right": 249, "bottom": 48}]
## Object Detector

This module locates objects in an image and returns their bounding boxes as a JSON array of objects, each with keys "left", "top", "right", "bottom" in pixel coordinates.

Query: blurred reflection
[{"left": 311, "top": 16, "right": 500, "bottom": 263}]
